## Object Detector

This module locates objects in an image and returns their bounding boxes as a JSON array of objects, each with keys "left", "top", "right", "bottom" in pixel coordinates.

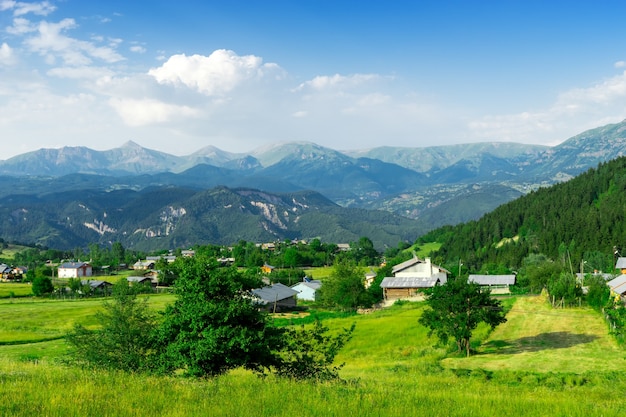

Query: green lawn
[
  {"left": 445, "top": 295, "right": 626, "bottom": 373},
  {"left": 0, "top": 283, "right": 33, "bottom": 298},
  {"left": 0, "top": 295, "right": 625, "bottom": 416}
]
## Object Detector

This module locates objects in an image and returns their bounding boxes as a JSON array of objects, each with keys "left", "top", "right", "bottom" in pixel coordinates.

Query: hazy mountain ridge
[
  {"left": 2, "top": 119, "right": 626, "bottom": 248},
  {"left": 0, "top": 185, "right": 424, "bottom": 251}
]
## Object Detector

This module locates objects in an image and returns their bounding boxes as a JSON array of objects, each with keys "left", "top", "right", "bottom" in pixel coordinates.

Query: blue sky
[{"left": 1, "top": 0, "right": 626, "bottom": 158}]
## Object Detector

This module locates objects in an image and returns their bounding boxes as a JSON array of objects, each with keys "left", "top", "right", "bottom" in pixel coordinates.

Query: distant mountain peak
[{"left": 120, "top": 140, "right": 143, "bottom": 149}]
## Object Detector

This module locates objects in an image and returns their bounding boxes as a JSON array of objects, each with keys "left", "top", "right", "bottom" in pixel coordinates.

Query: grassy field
[
  {"left": 0, "top": 295, "right": 625, "bottom": 416},
  {"left": 0, "top": 283, "right": 33, "bottom": 298},
  {"left": 0, "top": 244, "right": 30, "bottom": 260}
]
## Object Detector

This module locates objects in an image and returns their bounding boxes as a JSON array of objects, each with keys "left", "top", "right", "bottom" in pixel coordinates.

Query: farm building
[
  {"left": 380, "top": 276, "right": 442, "bottom": 301},
  {"left": 291, "top": 278, "right": 322, "bottom": 301},
  {"left": 607, "top": 275, "right": 626, "bottom": 303},
  {"left": 58, "top": 262, "right": 92, "bottom": 278},
  {"left": 127, "top": 276, "right": 156, "bottom": 287},
  {"left": 379, "top": 256, "right": 449, "bottom": 302},
  {"left": 252, "top": 282, "right": 298, "bottom": 311},
  {"left": 468, "top": 274, "right": 516, "bottom": 294},
  {"left": 615, "top": 257, "right": 626, "bottom": 274},
  {"left": 80, "top": 279, "right": 113, "bottom": 294}
]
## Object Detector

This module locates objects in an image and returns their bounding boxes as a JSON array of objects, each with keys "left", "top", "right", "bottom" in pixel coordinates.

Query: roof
[
  {"left": 59, "top": 262, "right": 89, "bottom": 269},
  {"left": 252, "top": 282, "right": 298, "bottom": 303},
  {"left": 468, "top": 275, "right": 516, "bottom": 286},
  {"left": 607, "top": 274, "right": 626, "bottom": 295},
  {"left": 380, "top": 276, "right": 440, "bottom": 289},
  {"left": 292, "top": 280, "right": 322, "bottom": 290},
  {"left": 127, "top": 276, "right": 152, "bottom": 283},
  {"left": 616, "top": 257, "right": 626, "bottom": 269},
  {"left": 391, "top": 256, "right": 450, "bottom": 275},
  {"left": 81, "top": 280, "right": 112, "bottom": 288}
]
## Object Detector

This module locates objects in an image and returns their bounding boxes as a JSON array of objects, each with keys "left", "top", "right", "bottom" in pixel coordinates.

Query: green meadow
[{"left": 0, "top": 295, "right": 625, "bottom": 416}]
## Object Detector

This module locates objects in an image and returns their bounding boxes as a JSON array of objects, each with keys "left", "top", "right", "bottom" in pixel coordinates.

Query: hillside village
[{"left": 3, "top": 238, "right": 626, "bottom": 311}]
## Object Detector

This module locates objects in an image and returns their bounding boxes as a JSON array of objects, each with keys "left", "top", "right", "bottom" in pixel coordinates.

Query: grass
[
  {"left": 0, "top": 244, "right": 30, "bottom": 260},
  {"left": 0, "top": 283, "right": 33, "bottom": 298},
  {"left": 0, "top": 294, "right": 175, "bottom": 353},
  {"left": 0, "top": 295, "right": 625, "bottom": 416},
  {"left": 445, "top": 295, "right": 626, "bottom": 373}
]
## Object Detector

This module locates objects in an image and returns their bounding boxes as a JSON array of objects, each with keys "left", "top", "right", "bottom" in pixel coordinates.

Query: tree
[
  {"left": 419, "top": 277, "right": 507, "bottom": 357},
  {"left": 66, "top": 281, "right": 158, "bottom": 372},
  {"left": 155, "top": 258, "right": 284, "bottom": 377},
  {"left": 32, "top": 276, "right": 54, "bottom": 296},
  {"left": 275, "top": 320, "right": 355, "bottom": 381},
  {"left": 317, "top": 260, "right": 371, "bottom": 310}
]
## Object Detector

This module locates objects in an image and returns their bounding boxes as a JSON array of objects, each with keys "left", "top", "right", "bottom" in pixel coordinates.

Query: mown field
[{"left": 0, "top": 294, "right": 625, "bottom": 416}]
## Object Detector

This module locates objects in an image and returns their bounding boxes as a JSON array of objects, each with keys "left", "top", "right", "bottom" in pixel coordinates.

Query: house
[
  {"left": 133, "top": 260, "right": 156, "bottom": 270},
  {"left": 252, "top": 282, "right": 298, "bottom": 311},
  {"left": 261, "top": 263, "right": 275, "bottom": 274},
  {"left": 58, "top": 262, "right": 93, "bottom": 278},
  {"left": 379, "top": 256, "right": 449, "bottom": 302},
  {"left": 127, "top": 276, "right": 155, "bottom": 287},
  {"left": 468, "top": 274, "right": 516, "bottom": 294},
  {"left": 146, "top": 255, "right": 177, "bottom": 263},
  {"left": 616, "top": 257, "right": 626, "bottom": 274},
  {"left": 364, "top": 269, "right": 377, "bottom": 288},
  {"left": 80, "top": 279, "right": 113, "bottom": 294},
  {"left": 181, "top": 250, "right": 195, "bottom": 257},
  {"left": 391, "top": 256, "right": 449, "bottom": 282},
  {"left": 0, "top": 264, "right": 14, "bottom": 281},
  {"left": 291, "top": 278, "right": 322, "bottom": 301},
  {"left": 336, "top": 243, "right": 351, "bottom": 252},
  {"left": 380, "top": 276, "right": 442, "bottom": 301},
  {"left": 607, "top": 275, "right": 626, "bottom": 303}
]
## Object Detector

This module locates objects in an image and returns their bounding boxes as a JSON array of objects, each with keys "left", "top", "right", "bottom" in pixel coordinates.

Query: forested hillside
[{"left": 425, "top": 156, "right": 626, "bottom": 272}]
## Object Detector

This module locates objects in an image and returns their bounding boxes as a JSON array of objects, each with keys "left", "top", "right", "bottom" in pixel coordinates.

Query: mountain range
[{"left": 1, "top": 119, "right": 626, "bottom": 250}]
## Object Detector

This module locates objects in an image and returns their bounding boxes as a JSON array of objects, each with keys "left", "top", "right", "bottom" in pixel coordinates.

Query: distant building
[
  {"left": 291, "top": 278, "right": 322, "bottom": 301},
  {"left": 58, "top": 262, "right": 92, "bottom": 278},
  {"left": 468, "top": 274, "right": 516, "bottom": 294},
  {"left": 252, "top": 283, "right": 298, "bottom": 311},
  {"left": 380, "top": 256, "right": 449, "bottom": 302}
]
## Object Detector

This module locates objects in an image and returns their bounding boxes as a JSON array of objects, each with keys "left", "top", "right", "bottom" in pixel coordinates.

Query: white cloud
[
  {"left": 148, "top": 49, "right": 281, "bottom": 96},
  {"left": 24, "top": 18, "right": 125, "bottom": 66},
  {"left": 0, "top": 42, "right": 16, "bottom": 65},
  {"left": 47, "top": 66, "right": 115, "bottom": 80},
  {"left": 615, "top": 61, "right": 626, "bottom": 69},
  {"left": 130, "top": 45, "right": 146, "bottom": 54},
  {"left": 6, "top": 17, "right": 36, "bottom": 34},
  {"left": 108, "top": 97, "right": 200, "bottom": 126},
  {"left": 468, "top": 70, "right": 626, "bottom": 143},
  {"left": 294, "top": 73, "right": 379, "bottom": 92},
  {"left": 1, "top": 0, "right": 55, "bottom": 16}
]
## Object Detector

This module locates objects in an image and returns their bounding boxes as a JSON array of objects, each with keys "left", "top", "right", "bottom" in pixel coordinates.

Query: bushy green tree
[
  {"left": 317, "top": 260, "right": 371, "bottom": 310},
  {"left": 66, "top": 281, "right": 158, "bottom": 372},
  {"left": 31, "top": 276, "right": 54, "bottom": 296},
  {"left": 419, "top": 277, "right": 507, "bottom": 357},
  {"left": 275, "top": 320, "right": 355, "bottom": 381},
  {"left": 547, "top": 272, "right": 583, "bottom": 307},
  {"left": 585, "top": 274, "right": 611, "bottom": 310},
  {"left": 155, "top": 258, "right": 284, "bottom": 377}
]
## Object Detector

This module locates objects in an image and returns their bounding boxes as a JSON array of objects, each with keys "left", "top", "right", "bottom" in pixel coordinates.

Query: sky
[{"left": 1, "top": 0, "right": 626, "bottom": 159}]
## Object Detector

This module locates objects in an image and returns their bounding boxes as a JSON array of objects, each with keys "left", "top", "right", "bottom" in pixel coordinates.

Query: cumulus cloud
[
  {"left": 108, "top": 97, "right": 200, "bottom": 126},
  {"left": 148, "top": 49, "right": 281, "bottom": 96}
]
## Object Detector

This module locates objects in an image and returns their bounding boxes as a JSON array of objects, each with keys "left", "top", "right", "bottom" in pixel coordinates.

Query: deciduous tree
[{"left": 419, "top": 277, "right": 507, "bottom": 357}]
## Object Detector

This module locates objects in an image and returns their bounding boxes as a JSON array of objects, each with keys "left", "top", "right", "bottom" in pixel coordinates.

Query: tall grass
[
  {"left": 0, "top": 359, "right": 624, "bottom": 417},
  {"left": 0, "top": 296, "right": 625, "bottom": 416}
]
